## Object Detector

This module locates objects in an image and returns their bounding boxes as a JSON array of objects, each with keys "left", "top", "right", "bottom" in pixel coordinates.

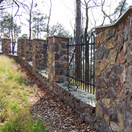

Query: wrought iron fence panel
[
  {"left": 66, "top": 32, "right": 95, "bottom": 94},
  {"left": 43, "top": 40, "right": 48, "bottom": 70},
  {"left": 10, "top": 39, "right": 17, "bottom": 55}
]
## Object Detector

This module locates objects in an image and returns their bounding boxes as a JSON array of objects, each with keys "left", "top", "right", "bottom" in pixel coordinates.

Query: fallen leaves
[{"left": 17, "top": 63, "right": 99, "bottom": 132}]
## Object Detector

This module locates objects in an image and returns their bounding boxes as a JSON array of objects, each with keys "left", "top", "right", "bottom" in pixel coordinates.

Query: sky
[
  {"left": 1, "top": 0, "right": 132, "bottom": 37},
  {"left": 47, "top": 0, "right": 132, "bottom": 33}
]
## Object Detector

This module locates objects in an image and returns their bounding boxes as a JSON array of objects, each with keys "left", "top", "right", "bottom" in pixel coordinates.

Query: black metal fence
[
  {"left": 66, "top": 32, "right": 95, "bottom": 94},
  {"left": 43, "top": 40, "right": 48, "bottom": 70},
  {"left": 10, "top": 39, "right": 17, "bottom": 55}
]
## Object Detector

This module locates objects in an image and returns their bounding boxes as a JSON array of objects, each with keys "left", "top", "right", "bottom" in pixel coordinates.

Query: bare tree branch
[
  {"left": 12, "top": 0, "right": 19, "bottom": 17},
  {"left": 47, "top": 0, "right": 52, "bottom": 38},
  {"left": 118, "top": 0, "right": 127, "bottom": 18},
  {"left": 101, "top": 0, "right": 113, "bottom": 23},
  {"left": 0, "top": 0, "right": 4, "bottom": 4}
]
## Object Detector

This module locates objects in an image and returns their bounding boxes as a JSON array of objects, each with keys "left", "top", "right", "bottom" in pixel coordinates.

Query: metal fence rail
[
  {"left": 66, "top": 32, "right": 95, "bottom": 94},
  {"left": 43, "top": 40, "right": 48, "bottom": 69},
  {"left": 10, "top": 40, "right": 17, "bottom": 55}
]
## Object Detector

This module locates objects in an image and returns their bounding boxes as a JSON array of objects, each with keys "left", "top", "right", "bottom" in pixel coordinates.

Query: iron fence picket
[
  {"left": 66, "top": 32, "right": 95, "bottom": 94},
  {"left": 10, "top": 40, "right": 17, "bottom": 55},
  {"left": 43, "top": 40, "right": 48, "bottom": 70}
]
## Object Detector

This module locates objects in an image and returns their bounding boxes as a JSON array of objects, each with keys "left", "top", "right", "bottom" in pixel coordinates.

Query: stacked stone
[
  {"left": 25, "top": 40, "right": 32, "bottom": 61},
  {"left": 32, "top": 39, "right": 47, "bottom": 70},
  {"left": 2, "top": 39, "right": 11, "bottom": 54},
  {"left": 95, "top": 13, "right": 132, "bottom": 131},
  {"left": 48, "top": 36, "right": 68, "bottom": 85},
  {"left": 17, "top": 39, "right": 27, "bottom": 58}
]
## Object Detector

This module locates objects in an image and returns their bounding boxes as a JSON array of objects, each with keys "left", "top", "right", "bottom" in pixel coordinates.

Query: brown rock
[
  {"left": 111, "top": 101, "right": 116, "bottom": 108},
  {"left": 102, "top": 66, "right": 112, "bottom": 79},
  {"left": 104, "top": 39, "right": 116, "bottom": 49},
  {"left": 119, "top": 86, "right": 126, "bottom": 101},
  {"left": 108, "top": 76, "right": 117, "bottom": 88},
  {"left": 95, "top": 61, "right": 101, "bottom": 77},
  {"left": 123, "top": 41, "right": 128, "bottom": 54},
  {"left": 117, "top": 77, "right": 122, "bottom": 94},
  {"left": 110, "top": 122, "right": 120, "bottom": 131},
  {"left": 116, "top": 34, "right": 124, "bottom": 53},
  {"left": 108, "top": 48, "right": 117, "bottom": 65},
  {"left": 102, "top": 99, "right": 111, "bottom": 108},
  {"left": 100, "top": 60, "right": 108, "bottom": 72},
  {"left": 126, "top": 66, "right": 132, "bottom": 83},
  {"left": 96, "top": 89, "right": 106, "bottom": 100},
  {"left": 95, "top": 28, "right": 109, "bottom": 48},
  {"left": 96, "top": 77, "right": 107, "bottom": 89},
  {"left": 95, "top": 36, "right": 101, "bottom": 49},
  {"left": 121, "top": 67, "right": 126, "bottom": 84},
  {"left": 103, "top": 106, "right": 109, "bottom": 116},
  {"left": 104, "top": 114, "right": 110, "bottom": 126},
  {"left": 118, "top": 50, "right": 125, "bottom": 64},
  {"left": 118, "top": 113, "right": 124, "bottom": 131},
  {"left": 108, "top": 88, "right": 117, "bottom": 100},
  {"left": 112, "top": 64, "right": 123, "bottom": 75},
  {"left": 95, "top": 46, "right": 109, "bottom": 60},
  {"left": 96, "top": 102, "right": 103, "bottom": 119}
]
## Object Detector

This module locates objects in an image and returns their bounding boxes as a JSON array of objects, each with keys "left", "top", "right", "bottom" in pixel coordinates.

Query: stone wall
[
  {"left": 48, "top": 36, "right": 68, "bottom": 85},
  {"left": 32, "top": 39, "right": 47, "bottom": 70},
  {"left": 1, "top": 36, "right": 96, "bottom": 129},
  {"left": 2, "top": 39, "right": 11, "bottom": 54},
  {"left": 17, "top": 39, "right": 28, "bottom": 58},
  {"left": 15, "top": 36, "right": 96, "bottom": 128},
  {"left": 25, "top": 40, "right": 32, "bottom": 61},
  {"left": 95, "top": 10, "right": 132, "bottom": 132}
]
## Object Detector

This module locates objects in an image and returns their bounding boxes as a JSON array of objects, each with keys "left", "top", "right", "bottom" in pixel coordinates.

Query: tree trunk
[
  {"left": 29, "top": 0, "right": 33, "bottom": 40},
  {"left": 75, "top": 0, "right": 81, "bottom": 79},
  {"left": 84, "top": 3, "right": 89, "bottom": 82},
  {"left": 47, "top": 0, "right": 52, "bottom": 38}
]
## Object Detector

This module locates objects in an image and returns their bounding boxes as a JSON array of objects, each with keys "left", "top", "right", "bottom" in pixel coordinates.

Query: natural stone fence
[
  {"left": 0, "top": 7, "right": 132, "bottom": 132},
  {"left": 95, "top": 7, "right": 132, "bottom": 132},
  {"left": 2, "top": 38, "right": 11, "bottom": 54},
  {"left": 1, "top": 36, "right": 96, "bottom": 128}
]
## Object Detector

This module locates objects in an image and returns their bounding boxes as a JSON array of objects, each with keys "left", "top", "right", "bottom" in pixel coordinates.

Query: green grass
[{"left": 0, "top": 55, "right": 48, "bottom": 132}]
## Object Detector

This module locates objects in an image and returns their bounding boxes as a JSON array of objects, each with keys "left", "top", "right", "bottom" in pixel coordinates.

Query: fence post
[
  {"left": 17, "top": 39, "right": 27, "bottom": 58},
  {"left": 32, "top": 39, "right": 47, "bottom": 70},
  {"left": 95, "top": 12, "right": 132, "bottom": 131},
  {"left": 2, "top": 38, "right": 11, "bottom": 54},
  {"left": 48, "top": 36, "right": 68, "bottom": 85},
  {"left": 25, "top": 40, "right": 32, "bottom": 62}
]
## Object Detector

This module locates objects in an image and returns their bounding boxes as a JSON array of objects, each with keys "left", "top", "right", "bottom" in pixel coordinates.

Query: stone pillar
[
  {"left": 2, "top": 39, "right": 11, "bottom": 54},
  {"left": 17, "top": 39, "right": 27, "bottom": 58},
  {"left": 95, "top": 12, "right": 132, "bottom": 132},
  {"left": 48, "top": 36, "right": 68, "bottom": 83},
  {"left": 25, "top": 40, "right": 32, "bottom": 61},
  {"left": 32, "top": 39, "right": 47, "bottom": 70}
]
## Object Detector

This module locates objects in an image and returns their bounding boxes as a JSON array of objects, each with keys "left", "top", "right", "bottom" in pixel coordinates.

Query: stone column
[
  {"left": 32, "top": 39, "right": 47, "bottom": 70},
  {"left": 17, "top": 39, "right": 27, "bottom": 58},
  {"left": 95, "top": 12, "right": 132, "bottom": 132},
  {"left": 48, "top": 36, "right": 68, "bottom": 83},
  {"left": 25, "top": 40, "right": 32, "bottom": 61},
  {"left": 2, "top": 38, "right": 11, "bottom": 54}
]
